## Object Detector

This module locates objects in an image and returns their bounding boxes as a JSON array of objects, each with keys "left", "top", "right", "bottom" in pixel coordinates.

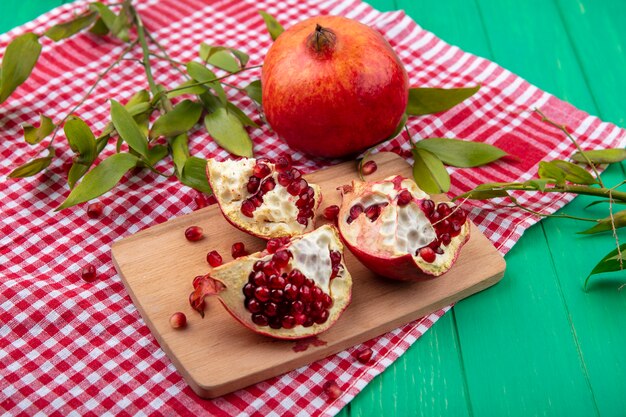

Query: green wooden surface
[{"left": 2, "top": 1, "right": 626, "bottom": 416}]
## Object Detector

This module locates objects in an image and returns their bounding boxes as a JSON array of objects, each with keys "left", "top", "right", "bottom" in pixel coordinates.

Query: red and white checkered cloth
[{"left": 1, "top": 0, "right": 625, "bottom": 415}]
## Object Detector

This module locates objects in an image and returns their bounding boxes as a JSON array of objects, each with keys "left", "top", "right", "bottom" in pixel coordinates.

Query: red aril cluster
[
  {"left": 416, "top": 201, "right": 467, "bottom": 262},
  {"left": 346, "top": 202, "right": 388, "bottom": 224}
]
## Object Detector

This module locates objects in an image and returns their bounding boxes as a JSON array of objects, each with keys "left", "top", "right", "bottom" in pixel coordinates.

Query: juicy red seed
[
  {"left": 440, "top": 233, "right": 452, "bottom": 245},
  {"left": 323, "top": 380, "right": 342, "bottom": 399},
  {"left": 430, "top": 211, "right": 441, "bottom": 222},
  {"left": 322, "top": 293, "right": 333, "bottom": 308},
  {"left": 312, "top": 287, "right": 324, "bottom": 302},
  {"left": 261, "top": 178, "right": 276, "bottom": 193},
  {"left": 305, "top": 278, "right": 315, "bottom": 287},
  {"left": 323, "top": 205, "right": 340, "bottom": 221},
  {"left": 299, "top": 286, "right": 312, "bottom": 302},
  {"left": 437, "top": 220, "right": 451, "bottom": 234},
  {"left": 184, "top": 226, "right": 204, "bottom": 241},
  {"left": 365, "top": 204, "right": 381, "bottom": 221},
  {"left": 303, "top": 317, "right": 314, "bottom": 327},
  {"left": 330, "top": 251, "right": 342, "bottom": 266},
  {"left": 270, "top": 289, "right": 284, "bottom": 302},
  {"left": 81, "top": 265, "right": 97, "bottom": 282},
  {"left": 452, "top": 208, "right": 468, "bottom": 223},
  {"left": 247, "top": 176, "right": 260, "bottom": 193},
  {"left": 290, "top": 168, "right": 302, "bottom": 181},
  {"left": 253, "top": 163, "right": 271, "bottom": 178},
  {"left": 284, "top": 284, "right": 299, "bottom": 300},
  {"left": 246, "top": 298, "right": 263, "bottom": 313},
  {"left": 291, "top": 300, "right": 305, "bottom": 314},
  {"left": 294, "top": 313, "right": 307, "bottom": 325},
  {"left": 273, "top": 250, "right": 291, "bottom": 269},
  {"left": 269, "top": 317, "right": 282, "bottom": 329},
  {"left": 418, "top": 247, "right": 437, "bottom": 263},
  {"left": 420, "top": 199, "right": 435, "bottom": 217},
  {"left": 428, "top": 239, "right": 440, "bottom": 250},
  {"left": 311, "top": 301, "right": 324, "bottom": 313},
  {"left": 287, "top": 179, "right": 308, "bottom": 196},
  {"left": 450, "top": 222, "right": 462, "bottom": 237},
  {"left": 437, "top": 203, "right": 452, "bottom": 217},
  {"left": 282, "top": 315, "right": 296, "bottom": 329},
  {"left": 253, "top": 261, "right": 264, "bottom": 272},
  {"left": 350, "top": 204, "right": 364, "bottom": 220},
  {"left": 169, "top": 312, "right": 187, "bottom": 329},
  {"left": 269, "top": 275, "right": 286, "bottom": 289},
  {"left": 206, "top": 250, "right": 223, "bottom": 267},
  {"left": 330, "top": 265, "right": 340, "bottom": 279},
  {"left": 356, "top": 347, "right": 373, "bottom": 364},
  {"left": 296, "top": 198, "right": 309, "bottom": 209},
  {"left": 397, "top": 190, "right": 412, "bottom": 206},
  {"left": 277, "top": 171, "right": 293, "bottom": 186},
  {"left": 232, "top": 242, "right": 247, "bottom": 258},
  {"left": 314, "top": 309, "right": 329, "bottom": 324},
  {"left": 250, "top": 195, "right": 263, "bottom": 208},
  {"left": 252, "top": 271, "right": 267, "bottom": 286},
  {"left": 252, "top": 314, "right": 268, "bottom": 326},
  {"left": 192, "top": 275, "right": 204, "bottom": 288},
  {"left": 87, "top": 202, "right": 104, "bottom": 219},
  {"left": 296, "top": 216, "right": 308, "bottom": 226},
  {"left": 263, "top": 262, "right": 278, "bottom": 276},
  {"left": 289, "top": 270, "right": 305, "bottom": 286},
  {"left": 266, "top": 238, "right": 282, "bottom": 254},
  {"left": 275, "top": 155, "right": 292, "bottom": 172},
  {"left": 241, "top": 200, "right": 256, "bottom": 218},
  {"left": 243, "top": 283, "right": 255, "bottom": 297},
  {"left": 255, "top": 286, "right": 270, "bottom": 302},
  {"left": 264, "top": 302, "right": 278, "bottom": 317},
  {"left": 361, "top": 160, "right": 378, "bottom": 176}
]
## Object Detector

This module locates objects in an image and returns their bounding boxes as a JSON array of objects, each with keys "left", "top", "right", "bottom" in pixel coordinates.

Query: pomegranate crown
[{"left": 307, "top": 24, "right": 336, "bottom": 54}]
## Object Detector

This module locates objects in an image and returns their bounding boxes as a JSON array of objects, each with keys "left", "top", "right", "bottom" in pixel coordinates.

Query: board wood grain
[{"left": 111, "top": 152, "right": 505, "bottom": 399}]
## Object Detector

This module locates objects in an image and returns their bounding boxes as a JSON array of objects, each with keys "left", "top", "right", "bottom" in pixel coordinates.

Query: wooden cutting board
[{"left": 111, "top": 151, "right": 505, "bottom": 399}]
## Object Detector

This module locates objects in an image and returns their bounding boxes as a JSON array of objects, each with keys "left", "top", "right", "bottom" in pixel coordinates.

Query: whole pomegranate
[{"left": 262, "top": 16, "right": 408, "bottom": 158}]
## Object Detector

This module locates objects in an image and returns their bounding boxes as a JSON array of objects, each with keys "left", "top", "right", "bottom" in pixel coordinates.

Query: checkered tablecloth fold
[{"left": 2, "top": 0, "right": 625, "bottom": 415}]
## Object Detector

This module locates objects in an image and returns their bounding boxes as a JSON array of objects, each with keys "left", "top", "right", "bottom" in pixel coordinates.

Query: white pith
[{"left": 207, "top": 158, "right": 320, "bottom": 237}]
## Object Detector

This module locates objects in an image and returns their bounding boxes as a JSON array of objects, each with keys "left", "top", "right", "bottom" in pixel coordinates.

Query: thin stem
[
  {"left": 608, "top": 190, "right": 623, "bottom": 270},
  {"left": 164, "top": 64, "right": 263, "bottom": 95},
  {"left": 222, "top": 82, "right": 247, "bottom": 93},
  {"left": 535, "top": 108, "right": 605, "bottom": 187},
  {"left": 477, "top": 183, "right": 626, "bottom": 202},
  {"left": 506, "top": 199, "right": 598, "bottom": 222},
  {"left": 145, "top": 29, "right": 188, "bottom": 79}
]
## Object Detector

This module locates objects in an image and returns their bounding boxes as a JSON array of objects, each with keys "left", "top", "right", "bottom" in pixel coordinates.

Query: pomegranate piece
[
  {"left": 169, "top": 312, "right": 187, "bottom": 329},
  {"left": 81, "top": 265, "right": 97, "bottom": 282},
  {"left": 206, "top": 250, "right": 223, "bottom": 267},
  {"left": 184, "top": 226, "right": 204, "bottom": 242},
  {"left": 356, "top": 347, "right": 374, "bottom": 364},
  {"left": 322, "top": 380, "right": 342, "bottom": 400},
  {"left": 231, "top": 242, "right": 248, "bottom": 259},
  {"left": 189, "top": 225, "right": 352, "bottom": 340},
  {"left": 338, "top": 175, "right": 471, "bottom": 280},
  {"left": 86, "top": 202, "right": 104, "bottom": 219},
  {"left": 206, "top": 157, "right": 322, "bottom": 239}
]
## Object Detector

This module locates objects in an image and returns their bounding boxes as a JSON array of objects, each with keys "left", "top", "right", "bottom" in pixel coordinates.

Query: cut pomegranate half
[
  {"left": 189, "top": 225, "right": 352, "bottom": 339},
  {"left": 338, "top": 175, "right": 470, "bottom": 280},
  {"left": 206, "top": 157, "right": 322, "bottom": 239}
]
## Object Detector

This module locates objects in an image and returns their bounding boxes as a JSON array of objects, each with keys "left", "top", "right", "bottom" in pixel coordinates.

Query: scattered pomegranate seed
[
  {"left": 275, "top": 155, "right": 292, "bottom": 172},
  {"left": 185, "top": 226, "right": 204, "bottom": 242},
  {"left": 323, "top": 380, "right": 342, "bottom": 400},
  {"left": 86, "top": 202, "right": 104, "bottom": 219},
  {"left": 323, "top": 205, "right": 340, "bottom": 221},
  {"left": 356, "top": 347, "right": 374, "bottom": 364},
  {"left": 195, "top": 194, "right": 208, "bottom": 209},
  {"left": 261, "top": 178, "right": 276, "bottom": 193},
  {"left": 169, "top": 312, "right": 187, "bottom": 329},
  {"left": 241, "top": 199, "right": 256, "bottom": 218},
  {"left": 418, "top": 247, "right": 437, "bottom": 263},
  {"left": 231, "top": 241, "right": 248, "bottom": 258},
  {"left": 273, "top": 250, "right": 291, "bottom": 268},
  {"left": 206, "top": 250, "right": 223, "bottom": 267},
  {"left": 361, "top": 160, "right": 377, "bottom": 176},
  {"left": 81, "top": 265, "right": 97, "bottom": 282},
  {"left": 397, "top": 190, "right": 412, "bottom": 206},
  {"left": 420, "top": 199, "right": 435, "bottom": 217},
  {"left": 266, "top": 238, "right": 283, "bottom": 254},
  {"left": 253, "top": 163, "right": 271, "bottom": 178}
]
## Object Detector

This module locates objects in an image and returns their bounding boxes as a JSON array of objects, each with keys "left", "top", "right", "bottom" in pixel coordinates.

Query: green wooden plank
[{"left": 0, "top": 1, "right": 64, "bottom": 33}]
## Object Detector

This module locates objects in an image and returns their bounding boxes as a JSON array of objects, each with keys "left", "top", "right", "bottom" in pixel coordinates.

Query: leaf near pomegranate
[
  {"left": 207, "top": 156, "right": 322, "bottom": 239},
  {"left": 338, "top": 175, "right": 470, "bottom": 280},
  {"left": 189, "top": 225, "right": 352, "bottom": 339},
  {"left": 406, "top": 85, "right": 480, "bottom": 116}
]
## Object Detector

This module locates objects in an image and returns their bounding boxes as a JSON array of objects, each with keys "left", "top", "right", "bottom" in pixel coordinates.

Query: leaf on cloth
[
  {"left": 64, "top": 116, "right": 98, "bottom": 188},
  {"left": 89, "top": 2, "right": 117, "bottom": 35},
  {"left": 149, "top": 99, "right": 203, "bottom": 139},
  {"left": 44, "top": 12, "right": 98, "bottom": 41},
  {"left": 414, "top": 138, "right": 507, "bottom": 167},
  {"left": 572, "top": 148, "right": 626, "bottom": 165},
  {"left": 412, "top": 147, "right": 450, "bottom": 194},
  {"left": 7, "top": 148, "right": 54, "bottom": 179},
  {"left": 550, "top": 160, "right": 597, "bottom": 185},
  {"left": 455, "top": 182, "right": 512, "bottom": 200},
  {"left": 258, "top": 11, "right": 284, "bottom": 41},
  {"left": 244, "top": 80, "right": 262, "bottom": 105},
  {"left": 204, "top": 107, "right": 253, "bottom": 157},
  {"left": 406, "top": 85, "right": 480, "bottom": 116},
  {"left": 110, "top": 99, "right": 149, "bottom": 158},
  {"left": 56, "top": 153, "right": 139, "bottom": 210},
  {"left": 180, "top": 156, "right": 212, "bottom": 194},
  {"left": 23, "top": 114, "right": 55, "bottom": 145},
  {"left": 0, "top": 33, "right": 42, "bottom": 104},
  {"left": 170, "top": 133, "right": 190, "bottom": 177},
  {"left": 584, "top": 243, "right": 626, "bottom": 290},
  {"left": 199, "top": 43, "right": 249, "bottom": 73},
  {"left": 186, "top": 62, "right": 227, "bottom": 105}
]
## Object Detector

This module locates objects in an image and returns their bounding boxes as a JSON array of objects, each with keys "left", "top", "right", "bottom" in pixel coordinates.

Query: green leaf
[
  {"left": 584, "top": 243, "right": 626, "bottom": 289},
  {"left": 89, "top": 2, "right": 116, "bottom": 30},
  {"left": 7, "top": 149, "right": 53, "bottom": 178},
  {"left": 57, "top": 153, "right": 139, "bottom": 210},
  {"left": 244, "top": 80, "right": 262, "bottom": 105},
  {"left": 149, "top": 99, "right": 203, "bottom": 139},
  {"left": 0, "top": 33, "right": 42, "bottom": 104},
  {"left": 23, "top": 114, "right": 55, "bottom": 144},
  {"left": 180, "top": 156, "right": 212, "bottom": 194},
  {"left": 523, "top": 179, "right": 552, "bottom": 192},
  {"left": 259, "top": 11, "right": 284, "bottom": 41},
  {"left": 110, "top": 99, "right": 149, "bottom": 158},
  {"left": 414, "top": 138, "right": 507, "bottom": 167},
  {"left": 406, "top": 86, "right": 480, "bottom": 116},
  {"left": 412, "top": 147, "right": 450, "bottom": 194},
  {"left": 44, "top": 12, "right": 98, "bottom": 41},
  {"left": 64, "top": 116, "right": 98, "bottom": 188},
  {"left": 199, "top": 44, "right": 248, "bottom": 73},
  {"left": 110, "top": 6, "right": 130, "bottom": 42},
  {"left": 550, "top": 160, "right": 597, "bottom": 185},
  {"left": 578, "top": 210, "right": 626, "bottom": 235},
  {"left": 146, "top": 145, "right": 169, "bottom": 166},
  {"left": 456, "top": 188, "right": 510, "bottom": 200},
  {"left": 584, "top": 200, "right": 626, "bottom": 209},
  {"left": 204, "top": 107, "right": 253, "bottom": 157},
  {"left": 186, "top": 62, "right": 227, "bottom": 104},
  {"left": 89, "top": 18, "right": 109, "bottom": 35},
  {"left": 227, "top": 101, "right": 259, "bottom": 128},
  {"left": 167, "top": 80, "right": 207, "bottom": 99},
  {"left": 170, "top": 133, "right": 190, "bottom": 176},
  {"left": 571, "top": 148, "right": 626, "bottom": 165},
  {"left": 538, "top": 161, "right": 566, "bottom": 183}
]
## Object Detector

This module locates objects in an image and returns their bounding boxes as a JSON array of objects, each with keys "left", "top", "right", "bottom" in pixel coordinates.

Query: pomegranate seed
[
  {"left": 304, "top": 278, "right": 315, "bottom": 287},
  {"left": 296, "top": 216, "right": 308, "bottom": 226},
  {"left": 430, "top": 211, "right": 441, "bottom": 222},
  {"left": 397, "top": 190, "right": 412, "bottom": 206},
  {"left": 290, "top": 168, "right": 302, "bottom": 181},
  {"left": 312, "top": 286, "right": 324, "bottom": 301},
  {"left": 291, "top": 300, "right": 304, "bottom": 314},
  {"left": 294, "top": 313, "right": 307, "bottom": 325},
  {"left": 296, "top": 198, "right": 309, "bottom": 209},
  {"left": 450, "top": 222, "right": 462, "bottom": 237},
  {"left": 303, "top": 317, "right": 314, "bottom": 327},
  {"left": 264, "top": 302, "right": 278, "bottom": 317},
  {"left": 277, "top": 171, "right": 293, "bottom": 186},
  {"left": 263, "top": 262, "right": 278, "bottom": 276},
  {"left": 365, "top": 204, "right": 381, "bottom": 221},
  {"left": 314, "top": 309, "right": 329, "bottom": 324},
  {"left": 195, "top": 194, "right": 208, "bottom": 209},
  {"left": 329, "top": 251, "right": 342, "bottom": 267},
  {"left": 243, "top": 283, "right": 255, "bottom": 297},
  {"left": 275, "top": 155, "right": 292, "bottom": 172},
  {"left": 311, "top": 301, "right": 324, "bottom": 313},
  {"left": 253, "top": 163, "right": 271, "bottom": 178},
  {"left": 231, "top": 242, "right": 248, "bottom": 258},
  {"left": 287, "top": 179, "right": 308, "bottom": 196},
  {"left": 268, "top": 275, "right": 286, "bottom": 289},
  {"left": 252, "top": 271, "right": 267, "bottom": 286},
  {"left": 284, "top": 283, "right": 299, "bottom": 300},
  {"left": 437, "top": 220, "right": 451, "bottom": 234},
  {"left": 418, "top": 247, "right": 437, "bottom": 263},
  {"left": 289, "top": 269, "right": 305, "bottom": 286},
  {"left": 322, "top": 293, "right": 333, "bottom": 308},
  {"left": 255, "top": 286, "right": 270, "bottom": 302},
  {"left": 282, "top": 315, "right": 296, "bottom": 329},
  {"left": 169, "top": 312, "right": 187, "bottom": 329},
  {"left": 241, "top": 199, "right": 256, "bottom": 218},
  {"left": 86, "top": 202, "right": 104, "bottom": 219},
  {"left": 273, "top": 250, "right": 291, "bottom": 269},
  {"left": 250, "top": 195, "right": 263, "bottom": 207},
  {"left": 440, "top": 233, "right": 452, "bottom": 246},
  {"left": 184, "top": 226, "right": 204, "bottom": 242},
  {"left": 323, "top": 205, "right": 340, "bottom": 221},
  {"left": 420, "top": 199, "right": 435, "bottom": 217},
  {"left": 269, "top": 317, "right": 282, "bottom": 329},
  {"left": 330, "top": 265, "right": 340, "bottom": 279},
  {"left": 246, "top": 298, "right": 262, "bottom": 313},
  {"left": 270, "top": 289, "right": 284, "bottom": 302},
  {"left": 81, "top": 265, "right": 97, "bottom": 282},
  {"left": 350, "top": 204, "right": 364, "bottom": 220},
  {"left": 247, "top": 176, "right": 260, "bottom": 193},
  {"left": 361, "top": 160, "right": 377, "bottom": 176},
  {"left": 437, "top": 203, "right": 452, "bottom": 217},
  {"left": 261, "top": 178, "right": 276, "bottom": 193},
  {"left": 452, "top": 208, "right": 468, "bottom": 223},
  {"left": 299, "top": 286, "right": 312, "bottom": 302},
  {"left": 356, "top": 347, "right": 373, "bottom": 364},
  {"left": 252, "top": 313, "right": 269, "bottom": 326},
  {"left": 206, "top": 250, "right": 223, "bottom": 267}
]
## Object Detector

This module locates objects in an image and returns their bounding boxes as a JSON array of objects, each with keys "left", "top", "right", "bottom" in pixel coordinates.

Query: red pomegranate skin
[{"left": 262, "top": 16, "right": 409, "bottom": 158}]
